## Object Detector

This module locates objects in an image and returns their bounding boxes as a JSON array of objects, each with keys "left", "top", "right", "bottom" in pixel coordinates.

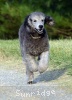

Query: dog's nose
[{"left": 39, "top": 25, "right": 43, "bottom": 29}]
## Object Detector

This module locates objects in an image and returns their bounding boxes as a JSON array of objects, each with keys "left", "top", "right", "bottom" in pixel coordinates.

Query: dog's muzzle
[
  {"left": 35, "top": 25, "right": 43, "bottom": 34},
  {"left": 35, "top": 28, "right": 43, "bottom": 34}
]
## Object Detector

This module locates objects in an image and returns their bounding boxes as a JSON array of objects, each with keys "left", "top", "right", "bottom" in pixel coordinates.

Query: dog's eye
[
  {"left": 41, "top": 19, "right": 44, "bottom": 22},
  {"left": 34, "top": 20, "right": 37, "bottom": 22}
]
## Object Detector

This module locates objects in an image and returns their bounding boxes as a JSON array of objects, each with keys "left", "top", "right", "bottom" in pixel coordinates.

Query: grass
[
  {"left": 49, "top": 40, "right": 72, "bottom": 92},
  {"left": 0, "top": 39, "right": 72, "bottom": 91},
  {"left": 0, "top": 39, "right": 23, "bottom": 72},
  {"left": 50, "top": 40, "right": 72, "bottom": 75}
]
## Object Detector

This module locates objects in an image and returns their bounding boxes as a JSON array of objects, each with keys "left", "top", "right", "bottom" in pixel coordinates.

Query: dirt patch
[{"left": 0, "top": 69, "right": 72, "bottom": 100}]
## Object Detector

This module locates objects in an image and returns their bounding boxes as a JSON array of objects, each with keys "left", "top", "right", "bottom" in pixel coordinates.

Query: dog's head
[{"left": 25, "top": 12, "right": 54, "bottom": 34}]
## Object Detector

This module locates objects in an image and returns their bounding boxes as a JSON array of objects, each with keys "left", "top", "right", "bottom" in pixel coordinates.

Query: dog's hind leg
[{"left": 38, "top": 51, "right": 49, "bottom": 73}]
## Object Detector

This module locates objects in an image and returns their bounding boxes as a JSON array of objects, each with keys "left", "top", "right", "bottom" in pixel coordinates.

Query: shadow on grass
[{"left": 33, "top": 68, "right": 66, "bottom": 83}]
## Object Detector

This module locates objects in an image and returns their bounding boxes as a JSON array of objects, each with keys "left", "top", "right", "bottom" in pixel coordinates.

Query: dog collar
[{"left": 30, "top": 34, "right": 41, "bottom": 39}]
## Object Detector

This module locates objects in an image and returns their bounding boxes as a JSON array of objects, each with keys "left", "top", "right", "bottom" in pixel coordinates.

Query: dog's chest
[{"left": 25, "top": 36, "right": 49, "bottom": 56}]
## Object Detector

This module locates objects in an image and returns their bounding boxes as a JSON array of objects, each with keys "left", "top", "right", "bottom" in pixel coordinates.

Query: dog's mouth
[{"left": 34, "top": 28, "right": 43, "bottom": 34}]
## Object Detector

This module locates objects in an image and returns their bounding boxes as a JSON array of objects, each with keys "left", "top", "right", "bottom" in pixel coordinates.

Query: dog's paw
[{"left": 27, "top": 81, "right": 33, "bottom": 84}]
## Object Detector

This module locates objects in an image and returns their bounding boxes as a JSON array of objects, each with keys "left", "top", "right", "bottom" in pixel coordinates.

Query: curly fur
[{"left": 19, "top": 12, "right": 54, "bottom": 84}]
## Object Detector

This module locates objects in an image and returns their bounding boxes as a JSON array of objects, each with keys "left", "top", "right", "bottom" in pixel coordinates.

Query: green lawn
[
  {"left": 50, "top": 39, "right": 72, "bottom": 76},
  {"left": 0, "top": 39, "right": 72, "bottom": 91},
  {"left": 0, "top": 39, "right": 72, "bottom": 75}
]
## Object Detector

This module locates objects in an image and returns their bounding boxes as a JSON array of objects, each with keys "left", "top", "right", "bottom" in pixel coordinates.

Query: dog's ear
[
  {"left": 24, "top": 15, "right": 30, "bottom": 26},
  {"left": 45, "top": 16, "right": 54, "bottom": 26}
]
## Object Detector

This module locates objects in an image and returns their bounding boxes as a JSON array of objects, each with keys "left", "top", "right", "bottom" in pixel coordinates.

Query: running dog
[{"left": 19, "top": 12, "right": 54, "bottom": 84}]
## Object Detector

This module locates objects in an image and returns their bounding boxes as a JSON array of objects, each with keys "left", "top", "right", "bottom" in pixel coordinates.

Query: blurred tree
[{"left": 0, "top": 0, "right": 72, "bottom": 39}]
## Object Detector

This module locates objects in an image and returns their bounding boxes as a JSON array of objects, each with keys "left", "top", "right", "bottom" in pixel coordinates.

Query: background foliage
[{"left": 0, "top": 0, "right": 72, "bottom": 39}]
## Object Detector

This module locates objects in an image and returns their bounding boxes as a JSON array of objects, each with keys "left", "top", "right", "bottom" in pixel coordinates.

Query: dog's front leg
[
  {"left": 38, "top": 51, "right": 49, "bottom": 73},
  {"left": 25, "top": 54, "right": 38, "bottom": 83},
  {"left": 26, "top": 67, "right": 34, "bottom": 84}
]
